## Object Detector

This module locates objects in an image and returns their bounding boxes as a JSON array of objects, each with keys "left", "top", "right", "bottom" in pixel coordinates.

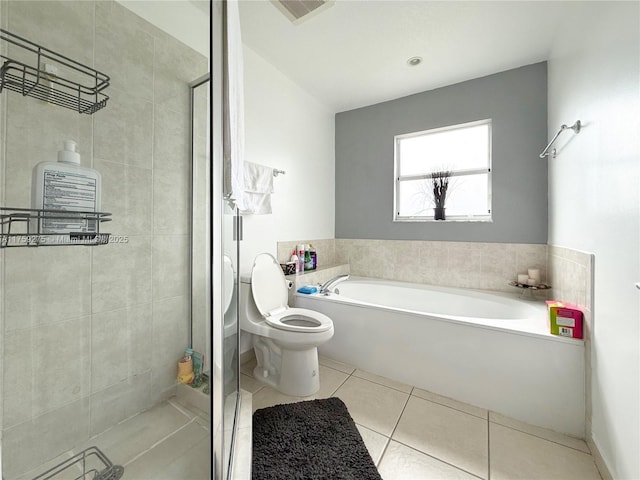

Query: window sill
[{"left": 394, "top": 217, "right": 493, "bottom": 223}]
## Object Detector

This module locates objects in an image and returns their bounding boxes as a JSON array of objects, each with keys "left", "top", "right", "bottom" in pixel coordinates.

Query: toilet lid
[{"left": 251, "top": 253, "right": 288, "bottom": 317}]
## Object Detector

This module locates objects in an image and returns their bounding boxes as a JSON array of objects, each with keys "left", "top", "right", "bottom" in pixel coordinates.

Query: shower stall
[{"left": 0, "top": 1, "right": 239, "bottom": 478}]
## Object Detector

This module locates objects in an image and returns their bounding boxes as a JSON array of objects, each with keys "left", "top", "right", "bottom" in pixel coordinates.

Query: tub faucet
[{"left": 319, "top": 274, "right": 350, "bottom": 295}]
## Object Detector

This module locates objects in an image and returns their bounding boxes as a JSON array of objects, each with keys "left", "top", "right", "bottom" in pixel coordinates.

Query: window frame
[{"left": 393, "top": 119, "right": 493, "bottom": 222}]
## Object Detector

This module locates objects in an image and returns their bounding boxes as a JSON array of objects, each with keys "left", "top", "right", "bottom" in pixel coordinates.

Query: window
[{"left": 394, "top": 119, "right": 492, "bottom": 221}]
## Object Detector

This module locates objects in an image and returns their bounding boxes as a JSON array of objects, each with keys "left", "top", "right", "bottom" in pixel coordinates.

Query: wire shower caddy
[
  {"left": 0, "top": 207, "right": 112, "bottom": 248},
  {"left": 0, "top": 28, "right": 110, "bottom": 114}
]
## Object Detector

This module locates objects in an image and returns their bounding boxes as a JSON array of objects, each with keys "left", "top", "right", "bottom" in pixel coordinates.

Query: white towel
[
  {"left": 240, "top": 162, "right": 274, "bottom": 215},
  {"left": 223, "top": 0, "right": 245, "bottom": 211}
]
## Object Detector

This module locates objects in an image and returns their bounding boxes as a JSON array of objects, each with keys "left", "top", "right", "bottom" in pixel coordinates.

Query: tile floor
[
  {"left": 16, "top": 399, "right": 210, "bottom": 480},
  {"left": 242, "top": 356, "right": 603, "bottom": 480}
]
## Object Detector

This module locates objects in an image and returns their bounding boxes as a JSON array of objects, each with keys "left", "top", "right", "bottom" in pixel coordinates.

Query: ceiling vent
[{"left": 272, "top": 0, "right": 334, "bottom": 24}]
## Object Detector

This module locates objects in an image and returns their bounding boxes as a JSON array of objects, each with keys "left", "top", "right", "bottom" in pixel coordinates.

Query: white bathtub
[{"left": 296, "top": 277, "right": 585, "bottom": 437}]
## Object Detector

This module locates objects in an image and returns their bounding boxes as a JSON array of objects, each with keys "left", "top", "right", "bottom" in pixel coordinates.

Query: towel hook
[
  {"left": 539, "top": 120, "right": 581, "bottom": 159},
  {"left": 273, "top": 169, "right": 286, "bottom": 177}
]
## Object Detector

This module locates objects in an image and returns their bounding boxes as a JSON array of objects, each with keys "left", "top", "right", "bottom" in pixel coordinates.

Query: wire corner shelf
[
  {"left": 31, "top": 446, "right": 124, "bottom": 480},
  {"left": 0, "top": 28, "right": 110, "bottom": 114},
  {"left": 1, "top": 207, "right": 112, "bottom": 248}
]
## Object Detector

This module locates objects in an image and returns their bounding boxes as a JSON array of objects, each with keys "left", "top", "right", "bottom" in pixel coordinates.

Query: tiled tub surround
[
  {"left": 548, "top": 246, "right": 595, "bottom": 441},
  {"left": 279, "top": 238, "right": 549, "bottom": 294},
  {"left": 277, "top": 238, "right": 339, "bottom": 270},
  {"left": 336, "top": 239, "right": 548, "bottom": 293},
  {"left": 0, "top": 1, "right": 207, "bottom": 477}
]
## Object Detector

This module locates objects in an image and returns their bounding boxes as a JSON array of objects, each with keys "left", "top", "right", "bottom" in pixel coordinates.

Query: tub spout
[{"left": 319, "top": 274, "right": 350, "bottom": 295}]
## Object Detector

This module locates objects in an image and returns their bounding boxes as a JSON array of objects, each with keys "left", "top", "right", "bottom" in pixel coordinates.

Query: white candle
[
  {"left": 527, "top": 277, "right": 537, "bottom": 286},
  {"left": 517, "top": 274, "right": 529, "bottom": 284},
  {"left": 528, "top": 268, "right": 541, "bottom": 282}
]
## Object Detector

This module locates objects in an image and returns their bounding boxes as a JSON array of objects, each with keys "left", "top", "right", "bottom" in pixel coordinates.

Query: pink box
[{"left": 546, "top": 301, "right": 583, "bottom": 339}]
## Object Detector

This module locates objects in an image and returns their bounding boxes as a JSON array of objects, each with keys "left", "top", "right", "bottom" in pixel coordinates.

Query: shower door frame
[{"left": 210, "top": 3, "right": 242, "bottom": 477}]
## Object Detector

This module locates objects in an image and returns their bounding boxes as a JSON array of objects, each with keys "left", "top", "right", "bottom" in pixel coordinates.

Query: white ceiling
[
  {"left": 117, "top": 0, "right": 210, "bottom": 58},
  {"left": 239, "top": 1, "right": 584, "bottom": 113}
]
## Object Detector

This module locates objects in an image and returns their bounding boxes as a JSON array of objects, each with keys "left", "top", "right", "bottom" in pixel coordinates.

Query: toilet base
[{"left": 252, "top": 340, "right": 320, "bottom": 397}]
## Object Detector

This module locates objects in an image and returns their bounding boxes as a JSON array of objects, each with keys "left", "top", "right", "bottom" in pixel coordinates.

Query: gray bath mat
[{"left": 252, "top": 397, "right": 382, "bottom": 480}]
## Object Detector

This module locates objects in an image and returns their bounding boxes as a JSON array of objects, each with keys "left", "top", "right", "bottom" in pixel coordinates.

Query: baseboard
[{"left": 587, "top": 436, "right": 613, "bottom": 480}]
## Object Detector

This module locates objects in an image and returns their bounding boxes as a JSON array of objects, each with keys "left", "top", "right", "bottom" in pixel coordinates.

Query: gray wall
[{"left": 335, "top": 62, "right": 548, "bottom": 244}]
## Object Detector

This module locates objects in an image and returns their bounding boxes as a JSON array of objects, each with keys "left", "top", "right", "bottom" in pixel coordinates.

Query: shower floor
[{"left": 16, "top": 398, "right": 210, "bottom": 480}]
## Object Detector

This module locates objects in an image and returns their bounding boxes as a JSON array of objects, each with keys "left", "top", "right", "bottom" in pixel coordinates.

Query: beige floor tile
[
  {"left": 319, "top": 355, "right": 356, "bottom": 374},
  {"left": 240, "top": 356, "right": 257, "bottom": 376},
  {"left": 356, "top": 424, "right": 389, "bottom": 466},
  {"left": 240, "top": 373, "right": 265, "bottom": 394},
  {"left": 378, "top": 441, "right": 479, "bottom": 479},
  {"left": 393, "top": 396, "right": 488, "bottom": 479},
  {"left": 333, "top": 376, "right": 409, "bottom": 436},
  {"left": 412, "top": 387, "right": 488, "bottom": 419},
  {"left": 248, "top": 364, "right": 348, "bottom": 411},
  {"left": 251, "top": 386, "right": 301, "bottom": 412},
  {"left": 353, "top": 369, "right": 413, "bottom": 393},
  {"left": 307, "top": 364, "right": 350, "bottom": 399},
  {"left": 489, "top": 411, "right": 590, "bottom": 453},
  {"left": 490, "top": 423, "right": 601, "bottom": 480}
]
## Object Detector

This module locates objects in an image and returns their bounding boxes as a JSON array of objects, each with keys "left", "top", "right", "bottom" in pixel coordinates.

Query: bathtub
[{"left": 296, "top": 277, "right": 585, "bottom": 437}]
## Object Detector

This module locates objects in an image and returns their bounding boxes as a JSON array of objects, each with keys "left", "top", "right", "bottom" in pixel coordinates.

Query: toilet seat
[
  {"left": 251, "top": 254, "right": 333, "bottom": 333},
  {"left": 264, "top": 307, "right": 333, "bottom": 333}
]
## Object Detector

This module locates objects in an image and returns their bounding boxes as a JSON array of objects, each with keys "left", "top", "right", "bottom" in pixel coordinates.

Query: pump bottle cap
[{"left": 58, "top": 140, "right": 81, "bottom": 164}]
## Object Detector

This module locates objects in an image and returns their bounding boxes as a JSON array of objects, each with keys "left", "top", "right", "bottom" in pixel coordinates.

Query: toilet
[{"left": 240, "top": 253, "right": 334, "bottom": 396}]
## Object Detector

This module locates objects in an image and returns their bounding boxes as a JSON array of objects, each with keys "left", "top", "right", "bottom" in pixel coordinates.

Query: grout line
[
  {"left": 388, "top": 390, "right": 411, "bottom": 440},
  {"left": 351, "top": 370, "right": 413, "bottom": 394},
  {"left": 375, "top": 436, "right": 391, "bottom": 468},
  {"left": 488, "top": 417, "right": 592, "bottom": 454},
  {"left": 376, "top": 386, "right": 412, "bottom": 466},
  {"left": 487, "top": 415, "right": 491, "bottom": 480},
  {"left": 327, "top": 370, "right": 351, "bottom": 397},
  {"left": 390, "top": 439, "right": 486, "bottom": 480},
  {"left": 409, "top": 390, "right": 488, "bottom": 420},
  {"left": 168, "top": 398, "right": 198, "bottom": 420},
  {"left": 123, "top": 416, "right": 199, "bottom": 467}
]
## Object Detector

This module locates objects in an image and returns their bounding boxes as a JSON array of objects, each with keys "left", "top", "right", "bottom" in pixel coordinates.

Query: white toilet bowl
[{"left": 239, "top": 253, "right": 334, "bottom": 396}]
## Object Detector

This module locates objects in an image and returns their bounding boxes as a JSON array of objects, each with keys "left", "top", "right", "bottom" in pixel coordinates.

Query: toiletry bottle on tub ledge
[
  {"left": 304, "top": 244, "right": 313, "bottom": 271},
  {"left": 290, "top": 250, "right": 300, "bottom": 274},
  {"left": 297, "top": 244, "right": 305, "bottom": 273},
  {"left": 310, "top": 244, "right": 317, "bottom": 269}
]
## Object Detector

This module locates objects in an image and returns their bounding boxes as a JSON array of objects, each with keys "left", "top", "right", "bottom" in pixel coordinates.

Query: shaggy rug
[{"left": 252, "top": 397, "right": 382, "bottom": 480}]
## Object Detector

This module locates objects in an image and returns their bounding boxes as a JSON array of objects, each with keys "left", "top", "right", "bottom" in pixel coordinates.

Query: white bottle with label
[{"left": 31, "top": 140, "right": 102, "bottom": 234}]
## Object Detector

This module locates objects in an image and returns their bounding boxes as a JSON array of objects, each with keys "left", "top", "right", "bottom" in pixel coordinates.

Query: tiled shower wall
[{"left": 0, "top": 1, "right": 206, "bottom": 477}]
